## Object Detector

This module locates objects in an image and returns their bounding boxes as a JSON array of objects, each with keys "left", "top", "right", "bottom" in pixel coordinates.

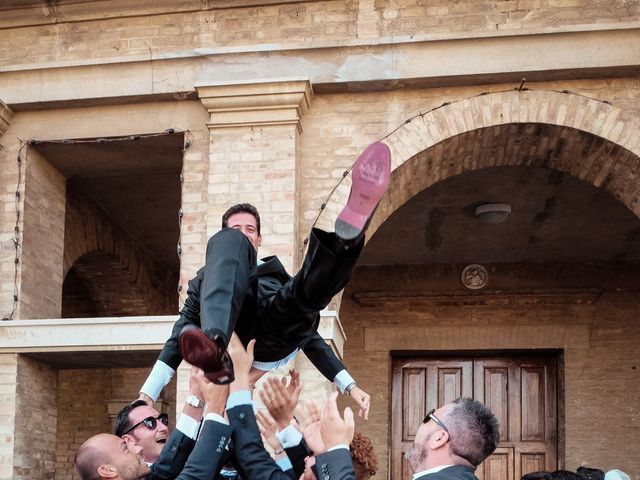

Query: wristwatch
[
  {"left": 186, "top": 394, "right": 204, "bottom": 408},
  {"left": 345, "top": 382, "right": 357, "bottom": 394}
]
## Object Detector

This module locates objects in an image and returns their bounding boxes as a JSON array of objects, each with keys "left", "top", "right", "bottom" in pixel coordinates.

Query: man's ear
[
  {"left": 122, "top": 434, "right": 136, "bottom": 448},
  {"left": 97, "top": 464, "right": 118, "bottom": 478},
  {"left": 257, "top": 234, "right": 262, "bottom": 247},
  {"left": 429, "top": 430, "right": 450, "bottom": 450}
]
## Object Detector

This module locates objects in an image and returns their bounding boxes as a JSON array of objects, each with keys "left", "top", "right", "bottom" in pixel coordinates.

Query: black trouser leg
[
  {"left": 292, "top": 228, "right": 364, "bottom": 311},
  {"left": 200, "top": 228, "right": 258, "bottom": 347}
]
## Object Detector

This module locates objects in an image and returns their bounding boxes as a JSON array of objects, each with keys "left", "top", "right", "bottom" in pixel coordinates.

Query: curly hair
[{"left": 350, "top": 432, "right": 378, "bottom": 479}]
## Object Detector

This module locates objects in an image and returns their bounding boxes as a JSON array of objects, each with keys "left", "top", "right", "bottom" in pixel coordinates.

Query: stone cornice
[
  {"left": 0, "top": 99, "right": 13, "bottom": 136},
  {"left": 196, "top": 78, "right": 313, "bottom": 132},
  {"left": 1, "top": 28, "right": 639, "bottom": 111}
]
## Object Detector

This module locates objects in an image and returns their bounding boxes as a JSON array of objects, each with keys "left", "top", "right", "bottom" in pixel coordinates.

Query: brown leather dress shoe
[{"left": 179, "top": 325, "right": 235, "bottom": 384}]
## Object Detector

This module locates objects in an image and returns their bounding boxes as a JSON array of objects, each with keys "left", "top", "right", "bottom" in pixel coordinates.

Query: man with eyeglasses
[
  {"left": 113, "top": 367, "right": 205, "bottom": 479},
  {"left": 404, "top": 398, "right": 500, "bottom": 480}
]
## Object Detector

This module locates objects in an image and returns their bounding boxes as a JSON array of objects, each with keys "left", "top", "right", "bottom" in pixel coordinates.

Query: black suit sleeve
[
  {"left": 227, "top": 404, "right": 295, "bottom": 480},
  {"left": 313, "top": 449, "right": 356, "bottom": 480},
  {"left": 301, "top": 332, "right": 346, "bottom": 382},
  {"left": 284, "top": 438, "right": 311, "bottom": 479},
  {"left": 157, "top": 270, "right": 203, "bottom": 370},
  {"left": 174, "top": 419, "right": 232, "bottom": 480},
  {"left": 148, "top": 428, "right": 196, "bottom": 480}
]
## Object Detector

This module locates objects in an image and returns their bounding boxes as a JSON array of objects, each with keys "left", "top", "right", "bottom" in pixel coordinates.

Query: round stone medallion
[{"left": 461, "top": 264, "right": 489, "bottom": 290}]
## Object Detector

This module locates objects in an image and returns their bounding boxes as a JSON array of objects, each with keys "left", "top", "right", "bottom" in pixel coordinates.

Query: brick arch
[
  {"left": 63, "top": 183, "right": 177, "bottom": 315},
  {"left": 317, "top": 90, "right": 640, "bottom": 239},
  {"left": 62, "top": 251, "right": 152, "bottom": 317}
]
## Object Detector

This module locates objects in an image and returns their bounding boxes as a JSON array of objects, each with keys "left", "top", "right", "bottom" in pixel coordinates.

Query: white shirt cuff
[
  {"left": 327, "top": 444, "right": 349, "bottom": 452},
  {"left": 204, "top": 412, "right": 229, "bottom": 425},
  {"left": 276, "top": 456, "right": 293, "bottom": 471},
  {"left": 176, "top": 413, "right": 200, "bottom": 440},
  {"left": 333, "top": 370, "right": 355, "bottom": 394},
  {"left": 140, "top": 361, "right": 175, "bottom": 401},
  {"left": 276, "top": 424, "right": 302, "bottom": 448},
  {"left": 226, "top": 390, "right": 253, "bottom": 409}
]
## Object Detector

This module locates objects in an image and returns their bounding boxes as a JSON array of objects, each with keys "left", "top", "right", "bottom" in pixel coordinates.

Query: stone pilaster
[
  {"left": 195, "top": 78, "right": 313, "bottom": 272},
  {"left": 0, "top": 100, "right": 11, "bottom": 138}
]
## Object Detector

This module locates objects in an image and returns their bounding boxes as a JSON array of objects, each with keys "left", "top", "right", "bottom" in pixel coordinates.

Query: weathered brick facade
[{"left": 0, "top": 1, "right": 639, "bottom": 479}]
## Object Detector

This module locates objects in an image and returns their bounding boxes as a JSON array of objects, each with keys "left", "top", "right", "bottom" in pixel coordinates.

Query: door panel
[
  {"left": 391, "top": 355, "right": 558, "bottom": 480},
  {"left": 391, "top": 360, "right": 472, "bottom": 480}
]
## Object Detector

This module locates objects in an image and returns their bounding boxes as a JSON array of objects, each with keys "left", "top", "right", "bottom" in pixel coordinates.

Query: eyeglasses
[{"left": 123, "top": 413, "right": 169, "bottom": 435}]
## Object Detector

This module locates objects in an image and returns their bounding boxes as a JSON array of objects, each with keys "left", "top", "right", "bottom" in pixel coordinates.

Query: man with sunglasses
[
  {"left": 114, "top": 368, "right": 205, "bottom": 480},
  {"left": 404, "top": 398, "right": 500, "bottom": 480},
  {"left": 74, "top": 374, "right": 231, "bottom": 480}
]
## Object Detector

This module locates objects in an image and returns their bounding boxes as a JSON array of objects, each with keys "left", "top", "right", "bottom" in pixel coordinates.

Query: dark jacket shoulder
[{"left": 415, "top": 465, "right": 479, "bottom": 480}]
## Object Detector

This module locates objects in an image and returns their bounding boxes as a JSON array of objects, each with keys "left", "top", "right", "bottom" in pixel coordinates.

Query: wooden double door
[{"left": 391, "top": 355, "right": 558, "bottom": 480}]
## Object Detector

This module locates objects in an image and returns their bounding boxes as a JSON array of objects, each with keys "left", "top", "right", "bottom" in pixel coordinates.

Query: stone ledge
[
  {"left": 0, "top": 309, "right": 344, "bottom": 353},
  {"left": 352, "top": 288, "right": 602, "bottom": 308},
  {"left": 364, "top": 324, "right": 591, "bottom": 351}
]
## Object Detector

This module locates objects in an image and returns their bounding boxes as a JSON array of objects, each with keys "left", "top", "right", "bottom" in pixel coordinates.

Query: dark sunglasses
[
  {"left": 123, "top": 413, "right": 169, "bottom": 435},
  {"left": 422, "top": 408, "right": 477, "bottom": 467},
  {"left": 423, "top": 409, "right": 449, "bottom": 434}
]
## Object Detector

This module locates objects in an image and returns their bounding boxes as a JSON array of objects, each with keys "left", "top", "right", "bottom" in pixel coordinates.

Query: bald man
[{"left": 75, "top": 376, "right": 231, "bottom": 480}]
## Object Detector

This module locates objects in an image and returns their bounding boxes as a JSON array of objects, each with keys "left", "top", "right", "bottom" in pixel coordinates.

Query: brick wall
[
  {"left": 207, "top": 125, "right": 299, "bottom": 271},
  {"left": 19, "top": 147, "right": 66, "bottom": 320},
  {"left": 339, "top": 262, "right": 640, "bottom": 477},
  {"left": 0, "top": 1, "right": 637, "bottom": 67},
  {"left": 0, "top": 112, "right": 20, "bottom": 320},
  {"left": 0, "top": 355, "right": 18, "bottom": 479},
  {"left": 13, "top": 355, "right": 57, "bottom": 480}
]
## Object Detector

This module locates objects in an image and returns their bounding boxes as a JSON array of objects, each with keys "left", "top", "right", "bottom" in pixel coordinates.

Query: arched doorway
[{"left": 331, "top": 91, "right": 640, "bottom": 479}]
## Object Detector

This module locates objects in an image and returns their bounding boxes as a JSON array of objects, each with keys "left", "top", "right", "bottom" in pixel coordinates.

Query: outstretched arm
[{"left": 302, "top": 333, "right": 371, "bottom": 420}]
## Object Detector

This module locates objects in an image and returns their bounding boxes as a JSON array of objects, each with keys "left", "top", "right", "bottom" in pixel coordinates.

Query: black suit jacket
[
  {"left": 414, "top": 465, "right": 479, "bottom": 480},
  {"left": 159, "top": 229, "right": 355, "bottom": 382},
  {"left": 149, "top": 428, "right": 196, "bottom": 480},
  {"left": 312, "top": 449, "right": 356, "bottom": 480},
  {"left": 227, "top": 403, "right": 297, "bottom": 480},
  {"left": 148, "top": 419, "right": 231, "bottom": 480}
]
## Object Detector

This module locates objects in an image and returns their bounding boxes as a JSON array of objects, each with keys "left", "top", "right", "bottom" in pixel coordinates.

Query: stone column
[{"left": 195, "top": 78, "right": 313, "bottom": 272}]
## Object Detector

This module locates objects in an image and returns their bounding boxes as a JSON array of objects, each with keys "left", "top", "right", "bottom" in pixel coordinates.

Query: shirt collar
[{"left": 413, "top": 464, "right": 455, "bottom": 479}]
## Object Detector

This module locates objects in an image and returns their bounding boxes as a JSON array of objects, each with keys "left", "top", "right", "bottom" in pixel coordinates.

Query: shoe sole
[
  {"left": 179, "top": 328, "right": 234, "bottom": 384},
  {"left": 335, "top": 142, "right": 391, "bottom": 240}
]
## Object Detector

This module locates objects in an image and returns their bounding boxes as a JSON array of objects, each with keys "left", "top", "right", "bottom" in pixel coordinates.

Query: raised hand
[
  {"left": 259, "top": 371, "right": 303, "bottom": 430},
  {"left": 301, "top": 400, "right": 326, "bottom": 454},
  {"left": 256, "top": 410, "right": 283, "bottom": 453},
  {"left": 194, "top": 369, "right": 229, "bottom": 416},
  {"left": 226, "top": 333, "right": 255, "bottom": 390},
  {"left": 348, "top": 385, "right": 371, "bottom": 420},
  {"left": 320, "top": 391, "right": 355, "bottom": 449}
]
